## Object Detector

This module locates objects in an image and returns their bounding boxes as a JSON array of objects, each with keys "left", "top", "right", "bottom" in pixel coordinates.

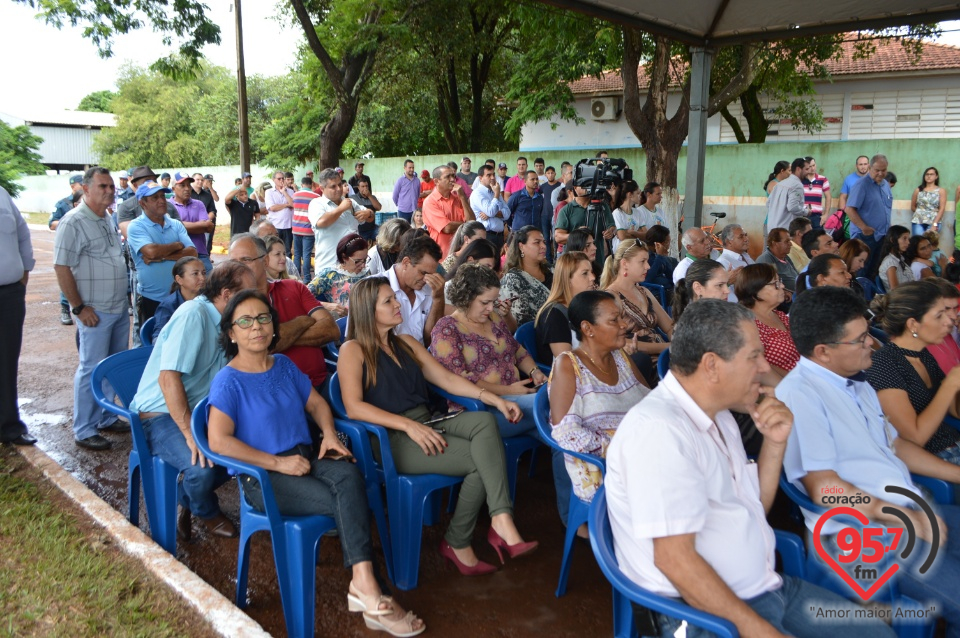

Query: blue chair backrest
[
  {"left": 532, "top": 385, "right": 606, "bottom": 473},
  {"left": 874, "top": 275, "right": 887, "bottom": 295},
  {"left": 514, "top": 321, "right": 539, "bottom": 361},
  {"left": 856, "top": 277, "right": 876, "bottom": 301},
  {"left": 868, "top": 326, "right": 889, "bottom": 345},
  {"left": 91, "top": 347, "right": 154, "bottom": 414},
  {"left": 640, "top": 282, "right": 668, "bottom": 309},
  {"left": 337, "top": 316, "right": 348, "bottom": 342},
  {"left": 140, "top": 316, "right": 156, "bottom": 347},
  {"left": 657, "top": 347, "right": 670, "bottom": 380}
]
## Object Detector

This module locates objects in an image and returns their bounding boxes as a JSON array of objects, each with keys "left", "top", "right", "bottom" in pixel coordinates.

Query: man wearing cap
[
  {"left": 171, "top": 172, "right": 215, "bottom": 274},
  {"left": 127, "top": 182, "right": 197, "bottom": 323},
  {"left": 496, "top": 162, "right": 509, "bottom": 191},
  {"left": 160, "top": 173, "right": 173, "bottom": 198},
  {"left": 264, "top": 170, "right": 295, "bottom": 257},
  {"left": 224, "top": 182, "right": 261, "bottom": 238},
  {"left": 50, "top": 174, "right": 85, "bottom": 325},
  {"left": 116, "top": 171, "right": 134, "bottom": 203},
  {"left": 392, "top": 159, "right": 420, "bottom": 223},
  {"left": 457, "top": 157, "right": 478, "bottom": 186},
  {"left": 53, "top": 167, "right": 130, "bottom": 451},
  {"left": 348, "top": 162, "right": 365, "bottom": 191},
  {"left": 240, "top": 172, "right": 254, "bottom": 196},
  {"left": 191, "top": 173, "right": 218, "bottom": 255}
]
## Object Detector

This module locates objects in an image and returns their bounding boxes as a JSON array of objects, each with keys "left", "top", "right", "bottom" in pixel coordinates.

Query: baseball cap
[
  {"left": 160, "top": 172, "right": 171, "bottom": 180},
  {"left": 136, "top": 181, "right": 172, "bottom": 200},
  {"left": 335, "top": 167, "right": 345, "bottom": 174},
  {"left": 355, "top": 161, "right": 364, "bottom": 168},
  {"left": 497, "top": 162, "right": 507, "bottom": 169},
  {"left": 69, "top": 175, "right": 83, "bottom": 185},
  {"left": 421, "top": 169, "right": 431, "bottom": 179},
  {"left": 462, "top": 157, "right": 471, "bottom": 162},
  {"left": 173, "top": 171, "right": 193, "bottom": 184},
  {"left": 306, "top": 170, "right": 314, "bottom": 176},
  {"left": 204, "top": 174, "right": 214, "bottom": 181},
  {"left": 241, "top": 172, "right": 252, "bottom": 178},
  {"left": 118, "top": 170, "right": 129, "bottom": 179}
]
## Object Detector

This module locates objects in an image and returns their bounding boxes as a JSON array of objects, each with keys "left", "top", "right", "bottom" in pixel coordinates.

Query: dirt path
[{"left": 16, "top": 225, "right": 615, "bottom": 637}]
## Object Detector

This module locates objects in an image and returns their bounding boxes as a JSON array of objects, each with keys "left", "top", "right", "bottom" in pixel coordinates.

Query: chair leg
[
  {"left": 235, "top": 530, "right": 254, "bottom": 608},
  {"left": 149, "top": 462, "right": 180, "bottom": 555},
  {"left": 612, "top": 589, "right": 637, "bottom": 638},
  {"left": 128, "top": 456, "right": 141, "bottom": 526},
  {"left": 390, "top": 486, "right": 428, "bottom": 591},
  {"left": 528, "top": 447, "right": 539, "bottom": 478},
  {"left": 276, "top": 525, "right": 319, "bottom": 638},
  {"left": 367, "top": 484, "right": 395, "bottom": 584},
  {"left": 556, "top": 495, "right": 589, "bottom": 597},
  {"left": 506, "top": 451, "right": 520, "bottom": 504}
]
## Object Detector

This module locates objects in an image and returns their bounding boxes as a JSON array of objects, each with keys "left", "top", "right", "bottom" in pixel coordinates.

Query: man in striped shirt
[
  {"left": 292, "top": 177, "right": 319, "bottom": 283},
  {"left": 802, "top": 156, "right": 831, "bottom": 230}
]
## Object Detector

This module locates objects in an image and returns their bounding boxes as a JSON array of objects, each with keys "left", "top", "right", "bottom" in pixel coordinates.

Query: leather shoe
[
  {"left": 99, "top": 420, "right": 131, "bottom": 433},
  {"left": 177, "top": 507, "right": 192, "bottom": 541},
  {"left": 75, "top": 434, "right": 112, "bottom": 451},
  {"left": 6, "top": 433, "right": 37, "bottom": 446},
  {"left": 200, "top": 512, "right": 238, "bottom": 538}
]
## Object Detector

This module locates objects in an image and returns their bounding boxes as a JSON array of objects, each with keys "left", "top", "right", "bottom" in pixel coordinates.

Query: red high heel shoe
[
  {"left": 487, "top": 527, "right": 539, "bottom": 564},
  {"left": 439, "top": 540, "right": 497, "bottom": 576}
]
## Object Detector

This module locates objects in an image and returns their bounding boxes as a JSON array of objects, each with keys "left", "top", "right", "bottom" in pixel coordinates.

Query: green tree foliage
[
  {"left": 0, "top": 120, "right": 46, "bottom": 197},
  {"left": 76, "top": 90, "right": 117, "bottom": 113},
  {"left": 93, "top": 62, "right": 279, "bottom": 169}
]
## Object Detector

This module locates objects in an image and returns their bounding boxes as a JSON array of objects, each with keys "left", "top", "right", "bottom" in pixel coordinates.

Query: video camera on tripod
[{"left": 571, "top": 157, "right": 633, "bottom": 256}]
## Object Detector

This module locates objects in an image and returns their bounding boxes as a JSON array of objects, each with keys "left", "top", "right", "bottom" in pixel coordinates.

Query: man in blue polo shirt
[
  {"left": 844, "top": 154, "right": 892, "bottom": 277},
  {"left": 127, "top": 181, "right": 197, "bottom": 324}
]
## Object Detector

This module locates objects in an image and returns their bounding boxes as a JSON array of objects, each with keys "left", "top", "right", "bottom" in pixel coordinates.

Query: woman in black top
[
  {"left": 534, "top": 251, "right": 595, "bottom": 367},
  {"left": 867, "top": 280, "right": 960, "bottom": 462},
  {"left": 339, "top": 277, "right": 537, "bottom": 577}
]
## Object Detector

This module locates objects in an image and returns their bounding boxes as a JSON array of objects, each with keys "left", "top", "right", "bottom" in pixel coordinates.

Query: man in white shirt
[
  {"left": 672, "top": 227, "right": 714, "bottom": 285},
  {"left": 605, "top": 299, "right": 893, "bottom": 638},
  {"left": 469, "top": 165, "right": 510, "bottom": 257},
  {"left": 264, "top": 171, "right": 296, "bottom": 257},
  {"left": 767, "top": 158, "right": 807, "bottom": 233},
  {"left": 307, "top": 168, "right": 373, "bottom": 272},
  {"left": 715, "top": 224, "right": 754, "bottom": 301},
  {"left": 383, "top": 235, "right": 446, "bottom": 346}
]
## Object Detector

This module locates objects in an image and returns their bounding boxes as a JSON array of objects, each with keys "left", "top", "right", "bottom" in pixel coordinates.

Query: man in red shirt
[
  {"left": 421, "top": 165, "right": 475, "bottom": 259},
  {"left": 227, "top": 234, "right": 339, "bottom": 389}
]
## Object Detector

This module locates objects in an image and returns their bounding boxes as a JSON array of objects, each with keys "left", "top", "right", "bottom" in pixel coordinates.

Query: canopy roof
[{"left": 543, "top": 0, "right": 960, "bottom": 46}]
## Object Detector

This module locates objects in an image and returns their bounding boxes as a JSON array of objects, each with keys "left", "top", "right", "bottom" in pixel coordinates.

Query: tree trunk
[
  {"left": 720, "top": 105, "right": 747, "bottom": 144},
  {"left": 740, "top": 85, "right": 769, "bottom": 143},
  {"left": 319, "top": 101, "right": 358, "bottom": 170}
]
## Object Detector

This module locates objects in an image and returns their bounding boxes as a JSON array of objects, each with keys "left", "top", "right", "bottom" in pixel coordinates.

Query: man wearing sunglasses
[{"left": 778, "top": 286, "right": 960, "bottom": 630}]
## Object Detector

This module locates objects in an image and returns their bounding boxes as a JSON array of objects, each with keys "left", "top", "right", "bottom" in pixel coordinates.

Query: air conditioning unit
[{"left": 591, "top": 97, "right": 621, "bottom": 121}]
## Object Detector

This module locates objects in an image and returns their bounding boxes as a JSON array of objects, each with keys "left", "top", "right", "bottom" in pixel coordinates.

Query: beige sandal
[
  {"left": 347, "top": 581, "right": 391, "bottom": 617},
  {"left": 363, "top": 609, "right": 425, "bottom": 637}
]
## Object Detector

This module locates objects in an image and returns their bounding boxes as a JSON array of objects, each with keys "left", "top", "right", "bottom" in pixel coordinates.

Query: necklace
[{"left": 577, "top": 347, "right": 613, "bottom": 375}]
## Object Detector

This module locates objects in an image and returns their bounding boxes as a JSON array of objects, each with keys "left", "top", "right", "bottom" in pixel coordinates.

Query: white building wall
[{"left": 30, "top": 126, "right": 103, "bottom": 166}]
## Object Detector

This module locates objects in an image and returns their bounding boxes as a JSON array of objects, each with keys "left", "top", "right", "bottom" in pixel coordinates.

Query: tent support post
[{"left": 685, "top": 46, "right": 713, "bottom": 229}]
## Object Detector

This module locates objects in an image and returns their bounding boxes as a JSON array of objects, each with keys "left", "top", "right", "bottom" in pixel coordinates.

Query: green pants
[{"left": 387, "top": 405, "right": 512, "bottom": 549}]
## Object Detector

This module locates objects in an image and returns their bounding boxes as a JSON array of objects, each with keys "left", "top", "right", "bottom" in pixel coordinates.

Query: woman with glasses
[
  {"left": 868, "top": 280, "right": 960, "bottom": 465},
  {"left": 206, "top": 289, "right": 425, "bottom": 637},
  {"left": 736, "top": 263, "right": 799, "bottom": 380},
  {"left": 308, "top": 233, "right": 370, "bottom": 318},
  {"left": 910, "top": 167, "right": 947, "bottom": 235}
]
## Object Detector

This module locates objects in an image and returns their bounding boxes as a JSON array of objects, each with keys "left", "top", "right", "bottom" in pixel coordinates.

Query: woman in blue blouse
[{"left": 207, "top": 289, "right": 424, "bottom": 638}]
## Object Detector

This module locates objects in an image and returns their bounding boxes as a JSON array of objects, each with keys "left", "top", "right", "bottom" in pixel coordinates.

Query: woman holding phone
[
  {"left": 431, "top": 263, "right": 546, "bottom": 437},
  {"left": 206, "top": 290, "right": 424, "bottom": 637}
]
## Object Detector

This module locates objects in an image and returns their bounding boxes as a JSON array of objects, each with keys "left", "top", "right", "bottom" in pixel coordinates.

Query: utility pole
[{"left": 234, "top": 0, "right": 251, "bottom": 174}]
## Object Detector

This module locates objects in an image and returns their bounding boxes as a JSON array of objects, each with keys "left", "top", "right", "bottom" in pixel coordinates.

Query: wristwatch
[{"left": 71, "top": 304, "right": 86, "bottom": 316}]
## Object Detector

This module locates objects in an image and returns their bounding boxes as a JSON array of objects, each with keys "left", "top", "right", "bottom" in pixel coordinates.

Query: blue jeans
[
  {"left": 293, "top": 234, "right": 315, "bottom": 283},
  {"left": 655, "top": 574, "right": 894, "bottom": 637},
  {"left": 397, "top": 211, "right": 413, "bottom": 223},
  {"left": 74, "top": 310, "right": 129, "bottom": 440},
  {"left": 857, "top": 233, "right": 883, "bottom": 279},
  {"left": 913, "top": 223, "right": 931, "bottom": 236},
  {"left": 142, "top": 413, "right": 230, "bottom": 519},
  {"left": 497, "top": 392, "right": 538, "bottom": 438},
  {"left": 240, "top": 448, "right": 373, "bottom": 567},
  {"left": 809, "top": 213, "right": 822, "bottom": 230}
]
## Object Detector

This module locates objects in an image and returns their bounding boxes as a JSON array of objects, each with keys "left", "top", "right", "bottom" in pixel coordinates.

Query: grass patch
[
  {"left": 0, "top": 448, "right": 216, "bottom": 638},
  {"left": 21, "top": 213, "right": 49, "bottom": 226}
]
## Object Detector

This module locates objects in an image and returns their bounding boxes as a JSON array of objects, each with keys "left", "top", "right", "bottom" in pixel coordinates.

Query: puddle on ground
[{"left": 18, "top": 398, "right": 67, "bottom": 428}]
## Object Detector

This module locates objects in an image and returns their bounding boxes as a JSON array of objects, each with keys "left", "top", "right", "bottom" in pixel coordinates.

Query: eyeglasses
[
  {"left": 349, "top": 257, "right": 367, "bottom": 266},
  {"left": 633, "top": 239, "right": 648, "bottom": 250},
  {"left": 827, "top": 332, "right": 874, "bottom": 348},
  {"left": 233, "top": 313, "right": 272, "bottom": 329},
  {"left": 765, "top": 279, "right": 783, "bottom": 289},
  {"left": 237, "top": 255, "right": 265, "bottom": 263}
]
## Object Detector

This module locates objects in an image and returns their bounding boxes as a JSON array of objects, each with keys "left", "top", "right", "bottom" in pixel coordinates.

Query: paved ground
[{"left": 16, "top": 225, "right": 624, "bottom": 637}]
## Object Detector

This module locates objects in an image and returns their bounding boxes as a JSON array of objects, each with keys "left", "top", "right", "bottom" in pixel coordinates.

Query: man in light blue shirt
[
  {"left": 844, "top": 154, "right": 892, "bottom": 276},
  {"left": 469, "top": 165, "right": 510, "bottom": 256},
  {"left": 126, "top": 181, "right": 197, "bottom": 324},
  {"left": 778, "top": 286, "right": 960, "bottom": 627},
  {"left": 129, "top": 260, "right": 255, "bottom": 540}
]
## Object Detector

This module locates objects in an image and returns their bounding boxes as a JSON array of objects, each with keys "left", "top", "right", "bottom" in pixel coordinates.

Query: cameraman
[{"left": 555, "top": 181, "right": 616, "bottom": 268}]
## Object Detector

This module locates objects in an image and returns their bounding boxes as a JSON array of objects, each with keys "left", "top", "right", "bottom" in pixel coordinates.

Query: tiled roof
[{"left": 570, "top": 37, "right": 960, "bottom": 95}]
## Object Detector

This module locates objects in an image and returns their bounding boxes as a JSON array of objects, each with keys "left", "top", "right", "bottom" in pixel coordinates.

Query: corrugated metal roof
[
  {"left": 569, "top": 36, "right": 960, "bottom": 95},
  {"left": 0, "top": 109, "right": 115, "bottom": 128}
]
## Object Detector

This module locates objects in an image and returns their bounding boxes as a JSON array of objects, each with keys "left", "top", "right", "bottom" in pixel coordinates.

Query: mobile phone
[
  {"left": 322, "top": 449, "right": 355, "bottom": 462},
  {"left": 424, "top": 408, "right": 464, "bottom": 426}
]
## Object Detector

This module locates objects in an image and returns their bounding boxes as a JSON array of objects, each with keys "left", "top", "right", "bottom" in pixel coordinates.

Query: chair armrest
[
  {"left": 910, "top": 473, "right": 955, "bottom": 505},
  {"left": 335, "top": 418, "right": 381, "bottom": 485},
  {"left": 774, "top": 530, "right": 807, "bottom": 579},
  {"left": 429, "top": 384, "right": 484, "bottom": 411}
]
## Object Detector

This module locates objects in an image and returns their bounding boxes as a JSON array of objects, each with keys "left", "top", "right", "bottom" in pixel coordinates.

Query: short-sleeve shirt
[
  {"left": 52, "top": 203, "right": 127, "bottom": 314},
  {"left": 557, "top": 201, "right": 616, "bottom": 265},
  {"left": 756, "top": 250, "right": 800, "bottom": 292},
  {"left": 308, "top": 196, "right": 361, "bottom": 271},
  {"left": 349, "top": 193, "right": 377, "bottom": 237},
  {"left": 170, "top": 198, "right": 210, "bottom": 256},
  {"left": 268, "top": 279, "right": 328, "bottom": 387},
  {"left": 129, "top": 295, "right": 226, "bottom": 414},
  {"left": 228, "top": 198, "right": 260, "bottom": 237},
  {"left": 604, "top": 372, "right": 781, "bottom": 599},
  {"left": 612, "top": 208, "right": 643, "bottom": 252},
  {"left": 422, "top": 190, "right": 466, "bottom": 259},
  {"left": 756, "top": 311, "right": 800, "bottom": 372},
  {"left": 382, "top": 265, "right": 433, "bottom": 344},
  {"left": 802, "top": 174, "right": 830, "bottom": 214},
  {"left": 534, "top": 303, "right": 579, "bottom": 367},
  {"left": 264, "top": 186, "right": 295, "bottom": 230},
  {"left": 208, "top": 354, "right": 313, "bottom": 456},
  {"left": 866, "top": 342, "right": 960, "bottom": 454},
  {"left": 846, "top": 174, "right": 892, "bottom": 239},
  {"left": 126, "top": 214, "right": 193, "bottom": 301},
  {"left": 429, "top": 315, "right": 527, "bottom": 387},
  {"left": 292, "top": 189, "right": 319, "bottom": 236}
]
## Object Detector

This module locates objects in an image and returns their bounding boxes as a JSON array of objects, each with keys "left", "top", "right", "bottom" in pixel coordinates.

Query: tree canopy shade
[
  {"left": 0, "top": 120, "right": 45, "bottom": 197},
  {"left": 76, "top": 90, "right": 116, "bottom": 114}
]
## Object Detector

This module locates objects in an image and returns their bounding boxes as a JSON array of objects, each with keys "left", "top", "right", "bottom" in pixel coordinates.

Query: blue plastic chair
[
  {"left": 325, "top": 316, "right": 349, "bottom": 363},
  {"left": 657, "top": 347, "right": 670, "bottom": 380},
  {"left": 589, "top": 486, "right": 808, "bottom": 638},
  {"left": 328, "top": 372, "right": 464, "bottom": 590},
  {"left": 533, "top": 385, "right": 605, "bottom": 596},
  {"left": 869, "top": 325, "right": 890, "bottom": 345},
  {"left": 857, "top": 276, "right": 876, "bottom": 301},
  {"left": 640, "top": 282, "right": 668, "bottom": 311},
  {"left": 139, "top": 316, "right": 156, "bottom": 347},
  {"left": 514, "top": 322, "right": 551, "bottom": 375},
  {"left": 91, "top": 347, "right": 180, "bottom": 554},
  {"left": 337, "top": 315, "right": 348, "bottom": 341},
  {"left": 875, "top": 275, "right": 887, "bottom": 295},
  {"left": 191, "top": 399, "right": 336, "bottom": 638},
  {"left": 778, "top": 473, "right": 938, "bottom": 638}
]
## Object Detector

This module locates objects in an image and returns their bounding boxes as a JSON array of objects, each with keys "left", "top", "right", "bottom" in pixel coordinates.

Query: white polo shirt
[
  {"left": 715, "top": 249, "right": 754, "bottom": 302},
  {"left": 605, "top": 372, "right": 782, "bottom": 600},
  {"left": 386, "top": 264, "right": 433, "bottom": 345},
  {"left": 308, "top": 195, "right": 360, "bottom": 272}
]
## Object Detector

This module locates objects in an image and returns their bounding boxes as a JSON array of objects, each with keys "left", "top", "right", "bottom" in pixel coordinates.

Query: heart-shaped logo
[{"left": 813, "top": 506, "right": 899, "bottom": 601}]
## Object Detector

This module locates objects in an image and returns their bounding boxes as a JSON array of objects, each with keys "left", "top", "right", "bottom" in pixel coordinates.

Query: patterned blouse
[
  {"left": 756, "top": 310, "right": 800, "bottom": 372},
  {"left": 499, "top": 268, "right": 552, "bottom": 326},
  {"left": 429, "top": 314, "right": 528, "bottom": 388},
  {"left": 912, "top": 189, "right": 941, "bottom": 225},
  {"left": 308, "top": 266, "right": 369, "bottom": 305},
  {"left": 549, "top": 350, "right": 648, "bottom": 502}
]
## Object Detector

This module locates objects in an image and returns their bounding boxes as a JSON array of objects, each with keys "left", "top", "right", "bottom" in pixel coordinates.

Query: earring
[
  {"left": 912, "top": 331, "right": 919, "bottom": 338},
  {"left": 520, "top": 251, "right": 525, "bottom": 259},
  {"left": 231, "top": 339, "right": 236, "bottom": 343}
]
